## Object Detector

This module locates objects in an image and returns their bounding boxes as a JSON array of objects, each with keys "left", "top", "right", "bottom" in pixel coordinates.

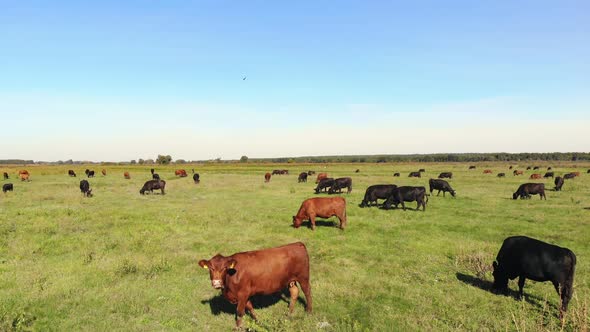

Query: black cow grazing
[
  {"left": 355, "top": 169, "right": 360, "bottom": 173},
  {"left": 150, "top": 168, "right": 155, "bottom": 175},
  {"left": 563, "top": 173, "right": 576, "bottom": 179},
  {"left": 359, "top": 185, "right": 398, "bottom": 207},
  {"left": 87, "top": 170, "right": 95, "bottom": 178},
  {"left": 533, "top": 166, "right": 540, "bottom": 170},
  {"left": 587, "top": 169, "right": 590, "bottom": 174},
  {"left": 193, "top": 173, "right": 200, "bottom": 184},
  {"left": 492, "top": 236, "right": 576, "bottom": 317},
  {"left": 307, "top": 170, "right": 315, "bottom": 176},
  {"left": 152, "top": 173, "right": 160, "bottom": 180},
  {"left": 513, "top": 183, "right": 546, "bottom": 200},
  {"left": 383, "top": 186, "right": 428, "bottom": 211},
  {"left": 140, "top": 180, "right": 166, "bottom": 195},
  {"left": 298, "top": 172, "right": 308, "bottom": 183},
  {"left": 328, "top": 177, "right": 352, "bottom": 194},
  {"left": 428, "top": 179, "right": 455, "bottom": 197},
  {"left": 68, "top": 170, "right": 76, "bottom": 177},
  {"left": 526, "top": 166, "right": 532, "bottom": 170},
  {"left": 497, "top": 173, "right": 506, "bottom": 178},
  {"left": 469, "top": 165, "right": 476, "bottom": 169},
  {"left": 408, "top": 171, "right": 421, "bottom": 178},
  {"left": 393, "top": 173, "right": 400, "bottom": 177},
  {"left": 543, "top": 172, "right": 554, "bottom": 178},
  {"left": 438, "top": 172, "right": 453, "bottom": 179},
  {"left": 418, "top": 168, "right": 425, "bottom": 173},
  {"left": 79, "top": 180, "right": 93, "bottom": 197},
  {"left": 2, "top": 183, "right": 13, "bottom": 193},
  {"left": 509, "top": 166, "right": 513, "bottom": 170},
  {"left": 272, "top": 170, "right": 281, "bottom": 175},
  {"left": 554, "top": 177, "right": 564, "bottom": 191},
  {"left": 3, "top": 172, "right": 8, "bottom": 180},
  {"left": 548, "top": 167, "right": 552, "bottom": 170},
  {"left": 85, "top": 169, "right": 90, "bottom": 176},
  {"left": 314, "top": 178, "right": 334, "bottom": 194}
]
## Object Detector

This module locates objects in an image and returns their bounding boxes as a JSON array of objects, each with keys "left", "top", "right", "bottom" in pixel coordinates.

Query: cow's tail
[{"left": 561, "top": 250, "right": 577, "bottom": 312}]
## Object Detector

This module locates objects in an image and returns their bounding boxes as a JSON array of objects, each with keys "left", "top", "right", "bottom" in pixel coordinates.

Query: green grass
[{"left": 1, "top": 163, "right": 589, "bottom": 331}]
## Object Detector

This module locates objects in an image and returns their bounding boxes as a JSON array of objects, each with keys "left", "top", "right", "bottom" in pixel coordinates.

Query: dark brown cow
[
  {"left": 293, "top": 197, "right": 347, "bottom": 230},
  {"left": 497, "top": 173, "right": 506, "bottom": 178},
  {"left": 355, "top": 169, "right": 360, "bottom": 173},
  {"left": 175, "top": 169, "right": 188, "bottom": 177},
  {"left": 543, "top": 172, "right": 554, "bottom": 178},
  {"left": 483, "top": 169, "right": 493, "bottom": 174},
  {"left": 564, "top": 173, "right": 576, "bottom": 179},
  {"left": 393, "top": 172, "right": 400, "bottom": 177},
  {"left": 298, "top": 172, "right": 308, "bottom": 183},
  {"left": 408, "top": 171, "right": 421, "bottom": 178},
  {"left": 513, "top": 170, "right": 523, "bottom": 176},
  {"left": 124, "top": 172, "right": 131, "bottom": 179},
  {"left": 264, "top": 172, "right": 271, "bottom": 183},
  {"left": 526, "top": 166, "right": 532, "bottom": 170},
  {"left": 198, "top": 242, "right": 312, "bottom": 329},
  {"left": 509, "top": 166, "right": 513, "bottom": 170},
  {"left": 469, "top": 165, "right": 476, "bottom": 169},
  {"left": 3, "top": 172, "right": 8, "bottom": 180},
  {"left": 533, "top": 166, "right": 540, "bottom": 170},
  {"left": 529, "top": 173, "right": 542, "bottom": 179},
  {"left": 68, "top": 170, "right": 76, "bottom": 177},
  {"left": 315, "top": 173, "right": 328, "bottom": 184}
]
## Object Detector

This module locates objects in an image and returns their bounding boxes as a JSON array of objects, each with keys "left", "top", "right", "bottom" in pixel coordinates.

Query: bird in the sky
[{"left": 242, "top": 76, "right": 247, "bottom": 80}]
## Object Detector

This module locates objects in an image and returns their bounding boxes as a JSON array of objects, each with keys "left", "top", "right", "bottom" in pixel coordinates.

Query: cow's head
[
  {"left": 491, "top": 261, "right": 508, "bottom": 292},
  {"left": 512, "top": 192, "right": 519, "bottom": 200},
  {"left": 198, "top": 255, "right": 237, "bottom": 289},
  {"left": 86, "top": 189, "right": 93, "bottom": 197},
  {"left": 292, "top": 216, "right": 302, "bottom": 228},
  {"left": 450, "top": 190, "right": 456, "bottom": 197}
]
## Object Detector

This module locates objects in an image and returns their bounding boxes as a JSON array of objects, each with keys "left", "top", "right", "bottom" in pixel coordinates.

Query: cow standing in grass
[
  {"left": 79, "top": 180, "right": 93, "bottom": 197},
  {"left": 293, "top": 197, "right": 347, "bottom": 230},
  {"left": 513, "top": 183, "right": 546, "bottom": 200}
]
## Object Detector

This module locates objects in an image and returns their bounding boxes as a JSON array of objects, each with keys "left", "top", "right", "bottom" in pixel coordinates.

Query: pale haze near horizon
[{"left": 1, "top": 2, "right": 588, "bottom": 162}]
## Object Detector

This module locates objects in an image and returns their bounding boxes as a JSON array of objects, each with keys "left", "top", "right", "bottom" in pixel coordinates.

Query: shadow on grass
[
  {"left": 379, "top": 205, "right": 423, "bottom": 211},
  {"left": 201, "top": 289, "right": 307, "bottom": 316},
  {"left": 293, "top": 220, "right": 339, "bottom": 229},
  {"left": 455, "top": 272, "right": 550, "bottom": 310}
]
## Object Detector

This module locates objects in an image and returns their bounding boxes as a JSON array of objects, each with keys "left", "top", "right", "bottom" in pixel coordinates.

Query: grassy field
[{"left": 1, "top": 162, "right": 589, "bottom": 331}]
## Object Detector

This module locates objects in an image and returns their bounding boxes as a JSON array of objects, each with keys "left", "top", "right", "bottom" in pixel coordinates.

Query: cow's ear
[
  {"left": 198, "top": 260, "right": 209, "bottom": 269},
  {"left": 228, "top": 259, "right": 236, "bottom": 269},
  {"left": 492, "top": 261, "right": 498, "bottom": 269}
]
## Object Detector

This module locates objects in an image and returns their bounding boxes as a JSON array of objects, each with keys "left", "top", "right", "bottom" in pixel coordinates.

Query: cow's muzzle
[{"left": 212, "top": 279, "right": 223, "bottom": 289}]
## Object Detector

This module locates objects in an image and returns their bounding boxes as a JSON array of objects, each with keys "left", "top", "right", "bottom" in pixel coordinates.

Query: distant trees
[
  {"left": 175, "top": 159, "right": 186, "bottom": 164},
  {"left": 240, "top": 156, "right": 248, "bottom": 163},
  {"left": 138, "top": 159, "right": 145, "bottom": 165},
  {"left": 156, "top": 155, "right": 172, "bottom": 165},
  {"left": 130, "top": 160, "right": 137, "bottom": 164}
]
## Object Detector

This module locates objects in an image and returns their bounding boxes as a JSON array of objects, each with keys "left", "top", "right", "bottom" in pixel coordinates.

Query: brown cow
[
  {"left": 18, "top": 170, "right": 29, "bottom": 176},
  {"left": 293, "top": 197, "right": 347, "bottom": 230},
  {"left": 198, "top": 242, "right": 312, "bottom": 329},
  {"left": 19, "top": 173, "right": 30, "bottom": 181},
  {"left": 124, "top": 172, "right": 131, "bottom": 179},
  {"left": 315, "top": 173, "right": 328, "bottom": 184},
  {"left": 513, "top": 170, "right": 523, "bottom": 176},
  {"left": 101, "top": 169, "right": 107, "bottom": 176},
  {"left": 175, "top": 169, "right": 188, "bottom": 177},
  {"left": 483, "top": 169, "right": 492, "bottom": 174},
  {"left": 264, "top": 172, "right": 271, "bottom": 182},
  {"left": 530, "top": 173, "right": 542, "bottom": 179}
]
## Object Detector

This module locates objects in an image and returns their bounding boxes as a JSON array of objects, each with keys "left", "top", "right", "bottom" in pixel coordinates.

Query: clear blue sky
[{"left": 1, "top": 1, "right": 588, "bottom": 161}]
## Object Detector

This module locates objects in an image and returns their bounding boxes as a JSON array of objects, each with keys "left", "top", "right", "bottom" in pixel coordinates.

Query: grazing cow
[
  {"left": 393, "top": 172, "right": 400, "bottom": 177},
  {"left": 314, "top": 178, "right": 334, "bottom": 194},
  {"left": 563, "top": 173, "right": 576, "bottom": 180},
  {"left": 19, "top": 170, "right": 29, "bottom": 176},
  {"left": 554, "top": 177, "right": 564, "bottom": 191},
  {"left": 298, "top": 172, "right": 308, "bottom": 183},
  {"left": 483, "top": 169, "right": 492, "bottom": 174},
  {"left": 101, "top": 169, "right": 106, "bottom": 176},
  {"left": 548, "top": 167, "right": 552, "bottom": 170},
  {"left": 139, "top": 179, "right": 166, "bottom": 195},
  {"left": 355, "top": 169, "right": 360, "bottom": 173},
  {"left": 543, "top": 172, "right": 554, "bottom": 178},
  {"left": 175, "top": 169, "right": 187, "bottom": 177},
  {"left": 124, "top": 172, "right": 131, "bottom": 179},
  {"left": 359, "top": 184, "right": 398, "bottom": 207},
  {"left": 533, "top": 166, "right": 540, "bottom": 170},
  {"left": 419, "top": 168, "right": 425, "bottom": 173},
  {"left": 85, "top": 169, "right": 90, "bottom": 176},
  {"left": 529, "top": 173, "right": 542, "bottom": 179},
  {"left": 492, "top": 236, "right": 576, "bottom": 317},
  {"left": 2, "top": 183, "right": 13, "bottom": 193},
  {"left": 328, "top": 177, "right": 352, "bottom": 194},
  {"left": 68, "top": 170, "right": 76, "bottom": 177},
  {"left": 264, "top": 172, "right": 271, "bottom": 183},
  {"left": 79, "top": 180, "right": 93, "bottom": 197},
  {"left": 19, "top": 173, "right": 29, "bottom": 181},
  {"left": 469, "top": 165, "right": 476, "bottom": 169},
  {"left": 587, "top": 169, "right": 590, "bottom": 174},
  {"left": 272, "top": 170, "right": 281, "bottom": 175},
  {"left": 87, "top": 170, "right": 95, "bottom": 178},
  {"left": 3, "top": 172, "right": 8, "bottom": 180},
  {"left": 526, "top": 166, "right": 532, "bottom": 170},
  {"left": 198, "top": 242, "right": 312, "bottom": 329},
  {"left": 497, "top": 173, "right": 506, "bottom": 178},
  {"left": 383, "top": 186, "right": 428, "bottom": 211},
  {"left": 513, "top": 183, "right": 546, "bottom": 200},
  {"left": 307, "top": 171, "right": 315, "bottom": 176},
  {"left": 280, "top": 170, "right": 289, "bottom": 175},
  {"left": 152, "top": 173, "right": 160, "bottom": 180},
  {"left": 509, "top": 166, "right": 513, "bottom": 170},
  {"left": 428, "top": 179, "right": 455, "bottom": 197},
  {"left": 408, "top": 171, "right": 421, "bottom": 178},
  {"left": 293, "top": 197, "right": 347, "bottom": 230},
  {"left": 315, "top": 173, "right": 328, "bottom": 184},
  {"left": 513, "top": 170, "right": 523, "bottom": 176},
  {"left": 438, "top": 172, "right": 453, "bottom": 179},
  {"left": 193, "top": 173, "right": 200, "bottom": 184}
]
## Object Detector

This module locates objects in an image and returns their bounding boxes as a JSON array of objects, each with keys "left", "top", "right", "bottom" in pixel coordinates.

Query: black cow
[
  {"left": 140, "top": 180, "right": 166, "bottom": 195},
  {"left": 408, "top": 171, "right": 421, "bottom": 178},
  {"left": 548, "top": 167, "right": 552, "bottom": 170},
  {"left": 543, "top": 172, "right": 554, "bottom": 178},
  {"left": 307, "top": 171, "right": 315, "bottom": 175},
  {"left": 513, "top": 183, "right": 546, "bottom": 200},
  {"left": 492, "top": 236, "right": 576, "bottom": 317},
  {"left": 526, "top": 166, "right": 532, "bottom": 170},
  {"left": 563, "top": 173, "right": 576, "bottom": 179},
  {"left": 79, "top": 180, "right": 93, "bottom": 197},
  {"left": 393, "top": 173, "right": 400, "bottom": 177},
  {"left": 428, "top": 179, "right": 455, "bottom": 197},
  {"left": 497, "top": 173, "right": 505, "bottom": 178},
  {"left": 554, "top": 177, "right": 564, "bottom": 191},
  {"left": 509, "top": 166, "right": 513, "bottom": 170},
  {"left": 533, "top": 166, "right": 540, "bottom": 170},
  {"left": 438, "top": 172, "right": 452, "bottom": 179},
  {"left": 469, "top": 165, "right": 476, "bottom": 169},
  {"left": 419, "top": 168, "right": 425, "bottom": 173},
  {"left": 298, "top": 172, "right": 308, "bottom": 183},
  {"left": 87, "top": 170, "right": 95, "bottom": 178},
  {"left": 193, "top": 173, "right": 200, "bottom": 184},
  {"left": 383, "top": 186, "right": 428, "bottom": 211},
  {"left": 355, "top": 169, "right": 360, "bottom": 173},
  {"left": 359, "top": 185, "right": 398, "bottom": 207},
  {"left": 2, "top": 183, "right": 13, "bottom": 193},
  {"left": 328, "top": 177, "right": 352, "bottom": 194},
  {"left": 587, "top": 169, "right": 590, "bottom": 174},
  {"left": 314, "top": 178, "right": 334, "bottom": 194},
  {"left": 85, "top": 169, "right": 90, "bottom": 176},
  {"left": 68, "top": 170, "right": 76, "bottom": 177},
  {"left": 3, "top": 172, "right": 8, "bottom": 180},
  {"left": 152, "top": 173, "right": 160, "bottom": 180}
]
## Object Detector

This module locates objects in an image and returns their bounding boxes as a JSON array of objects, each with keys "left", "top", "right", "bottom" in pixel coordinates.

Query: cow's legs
[
  {"left": 401, "top": 201, "right": 406, "bottom": 211},
  {"left": 437, "top": 190, "right": 441, "bottom": 196},
  {"left": 309, "top": 214, "right": 316, "bottom": 230},
  {"left": 235, "top": 295, "right": 248, "bottom": 329},
  {"left": 518, "top": 276, "right": 526, "bottom": 299},
  {"left": 288, "top": 281, "right": 299, "bottom": 314},
  {"left": 298, "top": 278, "right": 313, "bottom": 313},
  {"left": 245, "top": 300, "right": 257, "bottom": 321},
  {"left": 337, "top": 212, "right": 347, "bottom": 230}
]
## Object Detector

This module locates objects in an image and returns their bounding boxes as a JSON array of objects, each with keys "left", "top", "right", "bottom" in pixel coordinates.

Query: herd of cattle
[{"left": 1, "top": 165, "right": 587, "bottom": 328}]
